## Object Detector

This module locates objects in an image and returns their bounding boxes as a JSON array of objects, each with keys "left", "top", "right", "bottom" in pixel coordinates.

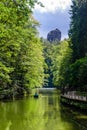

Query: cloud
[
  {"left": 34, "top": 10, "right": 71, "bottom": 39},
  {"left": 35, "top": 0, "right": 72, "bottom": 13}
]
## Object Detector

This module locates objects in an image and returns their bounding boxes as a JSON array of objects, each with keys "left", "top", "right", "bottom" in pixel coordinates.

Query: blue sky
[{"left": 34, "top": 0, "right": 72, "bottom": 40}]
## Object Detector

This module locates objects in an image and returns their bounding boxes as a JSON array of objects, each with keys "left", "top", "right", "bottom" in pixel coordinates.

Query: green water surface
[{"left": 0, "top": 93, "right": 87, "bottom": 130}]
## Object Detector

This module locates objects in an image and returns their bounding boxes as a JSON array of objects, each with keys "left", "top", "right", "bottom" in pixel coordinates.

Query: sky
[{"left": 34, "top": 0, "right": 72, "bottom": 40}]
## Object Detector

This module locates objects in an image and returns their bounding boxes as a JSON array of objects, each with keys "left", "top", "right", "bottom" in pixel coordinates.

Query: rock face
[{"left": 47, "top": 28, "right": 61, "bottom": 42}]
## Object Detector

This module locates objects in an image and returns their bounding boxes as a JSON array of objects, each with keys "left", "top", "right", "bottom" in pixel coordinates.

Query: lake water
[{"left": 0, "top": 90, "right": 87, "bottom": 130}]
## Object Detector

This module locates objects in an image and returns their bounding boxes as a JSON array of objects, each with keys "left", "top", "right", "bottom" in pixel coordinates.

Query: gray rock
[{"left": 47, "top": 28, "right": 61, "bottom": 42}]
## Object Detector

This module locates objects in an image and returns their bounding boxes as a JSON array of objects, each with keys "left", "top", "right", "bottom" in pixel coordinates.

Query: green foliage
[
  {"left": 69, "top": 0, "right": 87, "bottom": 61},
  {"left": 0, "top": 62, "right": 13, "bottom": 86},
  {"left": 23, "top": 38, "right": 44, "bottom": 88},
  {"left": 68, "top": 0, "right": 87, "bottom": 92},
  {"left": 0, "top": 0, "right": 44, "bottom": 99},
  {"left": 42, "top": 38, "right": 60, "bottom": 87},
  {"left": 51, "top": 39, "right": 72, "bottom": 88},
  {"left": 42, "top": 38, "right": 72, "bottom": 89},
  {"left": 69, "top": 56, "right": 87, "bottom": 91}
]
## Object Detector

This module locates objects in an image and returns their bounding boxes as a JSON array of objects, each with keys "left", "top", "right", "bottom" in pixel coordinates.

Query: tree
[
  {"left": 69, "top": 0, "right": 87, "bottom": 61},
  {"left": 68, "top": 56, "right": 87, "bottom": 91},
  {"left": 51, "top": 40, "right": 72, "bottom": 88},
  {"left": 0, "top": 0, "right": 45, "bottom": 99},
  {"left": 68, "top": 0, "right": 87, "bottom": 92}
]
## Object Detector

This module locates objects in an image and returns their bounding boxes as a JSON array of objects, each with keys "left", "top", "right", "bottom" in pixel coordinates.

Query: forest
[{"left": 0, "top": 0, "right": 87, "bottom": 100}]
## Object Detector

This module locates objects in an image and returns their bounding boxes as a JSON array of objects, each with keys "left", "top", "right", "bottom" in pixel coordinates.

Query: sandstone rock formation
[{"left": 47, "top": 28, "right": 61, "bottom": 42}]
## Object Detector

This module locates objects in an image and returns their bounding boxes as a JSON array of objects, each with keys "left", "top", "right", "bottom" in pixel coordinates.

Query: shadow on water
[
  {"left": 0, "top": 89, "right": 87, "bottom": 130},
  {"left": 60, "top": 103, "right": 87, "bottom": 130}
]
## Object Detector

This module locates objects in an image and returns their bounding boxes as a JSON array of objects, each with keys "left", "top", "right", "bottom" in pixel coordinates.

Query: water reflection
[{"left": 0, "top": 93, "right": 87, "bottom": 130}]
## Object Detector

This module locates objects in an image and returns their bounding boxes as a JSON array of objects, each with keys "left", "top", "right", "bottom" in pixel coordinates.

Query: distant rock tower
[{"left": 47, "top": 28, "right": 61, "bottom": 42}]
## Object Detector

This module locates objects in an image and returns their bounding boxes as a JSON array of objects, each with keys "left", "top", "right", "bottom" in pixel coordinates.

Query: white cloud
[{"left": 35, "top": 0, "right": 72, "bottom": 13}]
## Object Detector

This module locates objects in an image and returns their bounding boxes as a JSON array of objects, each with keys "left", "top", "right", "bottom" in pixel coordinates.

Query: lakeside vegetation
[
  {"left": 0, "top": 0, "right": 45, "bottom": 99},
  {"left": 0, "top": 0, "right": 87, "bottom": 100},
  {"left": 43, "top": 0, "right": 87, "bottom": 94}
]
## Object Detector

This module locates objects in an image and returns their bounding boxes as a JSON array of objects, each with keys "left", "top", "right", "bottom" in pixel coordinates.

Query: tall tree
[
  {"left": 51, "top": 40, "right": 72, "bottom": 88},
  {"left": 69, "top": 0, "right": 87, "bottom": 61},
  {"left": 0, "top": 0, "right": 44, "bottom": 99}
]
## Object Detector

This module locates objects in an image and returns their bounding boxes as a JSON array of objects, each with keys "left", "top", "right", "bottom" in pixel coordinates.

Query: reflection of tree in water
[
  {"left": 42, "top": 95, "right": 65, "bottom": 130},
  {"left": 60, "top": 105, "right": 87, "bottom": 130},
  {"left": 5, "top": 121, "right": 12, "bottom": 130},
  {"left": 0, "top": 95, "right": 87, "bottom": 130}
]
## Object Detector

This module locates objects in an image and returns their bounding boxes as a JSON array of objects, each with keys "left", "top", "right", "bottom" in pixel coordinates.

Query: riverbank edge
[{"left": 60, "top": 95, "right": 87, "bottom": 111}]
